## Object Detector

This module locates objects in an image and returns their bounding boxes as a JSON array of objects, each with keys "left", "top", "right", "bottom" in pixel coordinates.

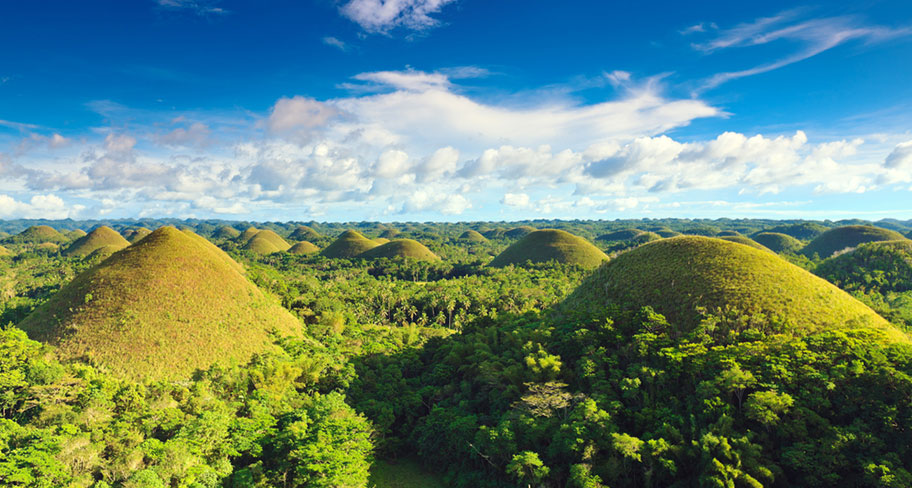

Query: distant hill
[
  {"left": 66, "top": 229, "right": 87, "bottom": 240},
  {"left": 752, "top": 232, "right": 803, "bottom": 253},
  {"left": 489, "top": 229, "right": 608, "bottom": 269},
  {"left": 2, "top": 225, "right": 67, "bottom": 245},
  {"left": 243, "top": 230, "right": 292, "bottom": 254},
  {"left": 459, "top": 230, "right": 487, "bottom": 242},
  {"left": 63, "top": 226, "right": 130, "bottom": 257},
  {"left": 596, "top": 229, "right": 644, "bottom": 241},
  {"left": 122, "top": 227, "right": 152, "bottom": 243},
  {"left": 504, "top": 226, "right": 536, "bottom": 239},
  {"left": 564, "top": 236, "right": 904, "bottom": 342},
  {"left": 765, "top": 222, "right": 828, "bottom": 240},
  {"left": 18, "top": 226, "right": 300, "bottom": 380},
  {"left": 320, "top": 230, "right": 380, "bottom": 258},
  {"left": 801, "top": 225, "right": 908, "bottom": 258},
  {"left": 482, "top": 229, "right": 506, "bottom": 240},
  {"left": 214, "top": 225, "right": 241, "bottom": 239},
  {"left": 288, "top": 241, "right": 320, "bottom": 254},
  {"left": 719, "top": 235, "right": 769, "bottom": 251},
  {"left": 359, "top": 239, "right": 440, "bottom": 261},
  {"left": 815, "top": 240, "right": 912, "bottom": 294},
  {"left": 378, "top": 229, "right": 400, "bottom": 239},
  {"left": 238, "top": 227, "right": 259, "bottom": 243},
  {"left": 373, "top": 237, "right": 391, "bottom": 245},
  {"left": 290, "top": 225, "right": 321, "bottom": 241}
]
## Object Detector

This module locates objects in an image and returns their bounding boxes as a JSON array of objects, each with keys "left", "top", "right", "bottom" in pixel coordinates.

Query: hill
[
  {"left": 482, "top": 229, "right": 506, "bottom": 239},
  {"left": 290, "top": 225, "right": 321, "bottom": 241},
  {"left": 752, "top": 232, "right": 803, "bottom": 253},
  {"left": 801, "top": 225, "right": 908, "bottom": 258},
  {"left": 596, "top": 229, "right": 644, "bottom": 241},
  {"left": 238, "top": 227, "right": 259, "bottom": 243},
  {"left": 63, "top": 226, "right": 130, "bottom": 257},
  {"left": 288, "top": 241, "right": 320, "bottom": 254},
  {"left": 359, "top": 239, "right": 440, "bottom": 261},
  {"left": 378, "top": 229, "right": 400, "bottom": 239},
  {"left": 504, "top": 226, "right": 536, "bottom": 239},
  {"left": 489, "top": 229, "right": 608, "bottom": 269},
  {"left": 766, "top": 222, "right": 828, "bottom": 240},
  {"left": 214, "top": 225, "right": 241, "bottom": 239},
  {"left": 18, "top": 226, "right": 300, "bottom": 380},
  {"left": 122, "top": 227, "right": 152, "bottom": 243},
  {"left": 719, "top": 235, "right": 769, "bottom": 251},
  {"left": 0, "top": 245, "right": 10, "bottom": 257},
  {"left": 243, "top": 230, "right": 292, "bottom": 254},
  {"left": 3, "top": 225, "right": 67, "bottom": 244},
  {"left": 459, "top": 230, "right": 487, "bottom": 242},
  {"left": 66, "top": 229, "right": 87, "bottom": 240},
  {"left": 815, "top": 240, "right": 912, "bottom": 294},
  {"left": 320, "top": 230, "right": 380, "bottom": 258},
  {"left": 373, "top": 237, "right": 391, "bottom": 245},
  {"left": 564, "top": 236, "right": 904, "bottom": 341}
]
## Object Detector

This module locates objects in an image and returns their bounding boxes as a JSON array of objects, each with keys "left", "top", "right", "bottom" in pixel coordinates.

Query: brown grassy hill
[
  {"left": 564, "top": 236, "right": 906, "bottom": 343},
  {"left": 289, "top": 225, "right": 321, "bottom": 241},
  {"left": 505, "top": 226, "right": 536, "bottom": 239},
  {"left": 489, "top": 229, "right": 608, "bottom": 269},
  {"left": 459, "top": 230, "right": 487, "bottom": 242},
  {"left": 0, "top": 245, "right": 11, "bottom": 257},
  {"left": 320, "top": 230, "right": 380, "bottom": 258},
  {"left": 243, "top": 230, "right": 292, "bottom": 254},
  {"left": 237, "top": 227, "right": 259, "bottom": 243},
  {"left": 359, "top": 239, "right": 440, "bottom": 261},
  {"left": 719, "top": 235, "right": 770, "bottom": 251},
  {"left": 596, "top": 229, "right": 645, "bottom": 241},
  {"left": 288, "top": 241, "right": 320, "bottom": 254},
  {"left": 63, "top": 226, "right": 130, "bottom": 257},
  {"left": 3, "top": 225, "right": 67, "bottom": 245},
  {"left": 214, "top": 225, "right": 241, "bottom": 239},
  {"left": 66, "top": 229, "right": 88, "bottom": 240},
  {"left": 18, "top": 226, "right": 300, "bottom": 380},
  {"left": 123, "top": 227, "right": 152, "bottom": 243}
]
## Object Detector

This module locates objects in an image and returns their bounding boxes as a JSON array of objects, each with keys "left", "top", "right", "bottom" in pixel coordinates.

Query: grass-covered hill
[
  {"left": 504, "top": 226, "right": 536, "bottom": 239},
  {"left": 765, "top": 222, "right": 828, "bottom": 240},
  {"left": 459, "top": 229, "right": 487, "bottom": 242},
  {"left": 482, "top": 228, "right": 506, "bottom": 239},
  {"left": 0, "top": 244, "right": 10, "bottom": 257},
  {"left": 63, "top": 226, "right": 130, "bottom": 257},
  {"left": 719, "top": 235, "right": 769, "bottom": 251},
  {"left": 373, "top": 237, "right": 390, "bottom": 245},
  {"left": 214, "top": 225, "right": 241, "bottom": 239},
  {"left": 489, "top": 229, "right": 609, "bottom": 269},
  {"left": 816, "top": 240, "right": 912, "bottom": 294},
  {"left": 2, "top": 225, "right": 67, "bottom": 245},
  {"left": 378, "top": 229, "right": 400, "bottom": 239},
  {"left": 320, "top": 230, "right": 380, "bottom": 258},
  {"left": 66, "top": 229, "right": 87, "bottom": 240},
  {"left": 564, "top": 236, "right": 905, "bottom": 341},
  {"left": 243, "top": 229, "right": 292, "bottom": 254},
  {"left": 596, "top": 228, "right": 644, "bottom": 241},
  {"left": 288, "top": 241, "right": 320, "bottom": 254},
  {"left": 752, "top": 232, "right": 803, "bottom": 253},
  {"left": 238, "top": 226, "right": 259, "bottom": 243},
  {"left": 359, "top": 239, "right": 441, "bottom": 261},
  {"left": 290, "top": 225, "right": 322, "bottom": 241},
  {"left": 801, "top": 225, "right": 908, "bottom": 258},
  {"left": 17, "top": 226, "right": 300, "bottom": 379},
  {"left": 122, "top": 227, "right": 152, "bottom": 243}
]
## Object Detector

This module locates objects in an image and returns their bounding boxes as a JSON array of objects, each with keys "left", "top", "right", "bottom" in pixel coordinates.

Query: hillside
[
  {"left": 801, "top": 225, "right": 908, "bottom": 258},
  {"left": 504, "top": 226, "right": 536, "bottom": 239},
  {"left": 123, "top": 227, "right": 152, "bottom": 243},
  {"left": 719, "top": 235, "right": 769, "bottom": 251},
  {"left": 2, "top": 225, "right": 67, "bottom": 244},
  {"left": 489, "top": 229, "right": 608, "bottom": 268},
  {"left": 243, "top": 229, "right": 292, "bottom": 254},
  {"left": 359, "top": 239, "right": 440, "bottom": 261},
  {"left": 288, "top": 241, "right": 320, "bottom": 254},
  {"left": 752, "top": 232, "right": 803, "bottom": 253},
  {"left": 238, "top": 227, "right": 259, "bottom": 243},
  {"left": 815, "top": 240, "right": 912, "bottom": 293},
  {"left": 66, "top": 229, "right": 87, "bottom": 240},
  {"left": 459, "top": 230, "right": 487, "bottom": 242},
  {"left": 63, "top": 226, "right": 130, "bottom": 257},
  {"left": 596, "top": 229, "right": 644, "bottom": 241},
  {"left": 214, "top": 225, "right": 241, "bottom": 239},
  {"left": 320, "top": 230, "right": 380, "bottom": 258},
  {"left": 766, "top": 222, "right": 828, "bottom": 240},
  {"left": 564, "top": 236, "right": 904, "bottom": 341},
  {"left": 0, "top": 245, "right": 10, "bottom": 257},
  {"left": 290, "top": 225, "right": 322, "bottom": 241},
  {"left": 18, "top": 226, "right": 300, "bottom": 379}
]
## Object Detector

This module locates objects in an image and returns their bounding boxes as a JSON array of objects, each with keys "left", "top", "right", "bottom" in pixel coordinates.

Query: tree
[{"left": 506, "top": 451, "right": 550, "bottom": 488}]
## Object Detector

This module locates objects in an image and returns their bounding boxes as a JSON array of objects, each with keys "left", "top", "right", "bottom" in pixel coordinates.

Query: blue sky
[{"left": 1, "top": 0, "right": 911, "bottom": 221}]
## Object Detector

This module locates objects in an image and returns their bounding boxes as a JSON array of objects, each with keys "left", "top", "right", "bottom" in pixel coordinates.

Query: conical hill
[
  {"left": 359, "top": 239, "right": 440, "bottom": 261},
  {"left": 288, "top": 241, "right": 320, "bottom": 254},
  {"left": 489, "top": 229, "right": 608, "bottom": 269},
  {"left": 459, "top": 230, "right": 487, "bottom": 242},
  {"left": 3, "top": 225, "right": 66, "bottom": 244},
  {"left": 564, "top": 236, "right": 906, "bottom": 342},
  {"left": 123, "top": 227, "right": 152, "bottom": 243},
  {"left": 801, "top": 225, "right": 908, "bottom": 258},
  {"left": 289, "top": 225, "right": 321, "bottom": 241},
  {"left": 18, "top": 226, "right": 300, "bottom": 379},
  {"left": 752, "top": 232, "right": 803, "bottom": 253},
  {"left": 63, "top": 226, "right": 129, "bottom": 257},
  {"left": 214, "top": 225, "right": 241, "bottom": 239},
  {"left": 320, "top": 230, "right": 379, "bottom": 258},
  {"left": 243, "top": 230, "right": 291, "bottom": 254}
]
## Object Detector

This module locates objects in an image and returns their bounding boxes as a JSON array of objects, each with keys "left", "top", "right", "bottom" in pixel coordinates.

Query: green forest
[{"left": 1, "top": 218, "right": 912, "bottom": 487}]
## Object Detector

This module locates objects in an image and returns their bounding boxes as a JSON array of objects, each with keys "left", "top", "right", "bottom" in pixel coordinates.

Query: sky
[{"left": 1, "top": 0, "right": 911, "bottom": 222}]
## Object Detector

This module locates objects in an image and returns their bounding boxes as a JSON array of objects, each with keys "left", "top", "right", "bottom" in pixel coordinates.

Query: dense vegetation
[{"left": 2, "top": 218, "right": 912, "bottom": 487}]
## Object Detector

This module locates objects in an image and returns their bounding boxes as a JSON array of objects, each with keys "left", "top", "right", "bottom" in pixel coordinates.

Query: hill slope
[
  {"left": 359, "top": 239, "right": 440, "bottom": 261},
  {"left": 802, "top": 225, "right": 908, "bottom": 258},
  {"left": 459, "top": 230, "right": 487, "bottom": 242},
  {"left": 3, "top": 225, "right": 67, "bottom": 244},
  {"left": 505, "top": 226, "right": 536, "bottom": 239},
  {"left": 63, "top": 226, "right": 130, "bottom": 257},
  {"left": 290, "top": 225, "right": 321, "bottom": 241},
  {"left": 815, "top": 240, "right": 912, "bottom": 293},
  {"left": 752, "top": 232, "right": 803, "bottom": 253},
  {"left": 288, "top": 241, "right": 320, "bottom": 254},
  {"left": 243, "top": 230, "right": 292, "bottom": 254},
  {"left": 18, "top": 226, "right": 300, "bottom": 379},
  {"left": 320, "top": 230, "right": 380, "bottom": 258},
  {"left": 719, "top": 235, "right": 769, "bottom": 251},
  {"left": 564, "top": 236, "right": 904, "bottom": 341},
  {"left": 489, "top": 229, "right": 608, "bottom": 269}
]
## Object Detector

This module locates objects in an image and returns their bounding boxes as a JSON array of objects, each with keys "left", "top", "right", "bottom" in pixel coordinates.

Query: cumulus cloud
[
  {"left": 501, "top": 193, "right": 530, "bottom": 207},
  {"left": 339, "top": 0, "right": 457, "bottom": 33},
  {"left": 0, "top": 194, "right": 79, "bottom": 219},
  {"left": 267, "top": 96, "right": 339, "bottom": 139},
  {"left": 156, "top": 122, "right": 212, "bottom": 148}
]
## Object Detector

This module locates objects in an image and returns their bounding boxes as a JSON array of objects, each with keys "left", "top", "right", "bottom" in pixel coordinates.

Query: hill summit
[
  {"left": 18, "top": 226, "right": 300, "bottom": 379},
  {"left": 489, "top": 229, "right": 608, "bottom": 269},
  {"left": 359, "top": 239, "right": 440, "bottom": 261},
  {"left": 801, "top": 225, "right": 908, "bottom": 258},
  {"left": 320, "top": 230, "right": 379, "bottom": 258},
  {"left": 63, "top": 226, "right": 129, "bottom": 257},
  {"left": 565, "top": 236, "right": 905, "bottom": 342}
]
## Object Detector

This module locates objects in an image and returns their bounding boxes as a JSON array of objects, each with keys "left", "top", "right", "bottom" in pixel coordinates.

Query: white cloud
[
  {"left": 157, "top": 0, "right": 226, "bottom": 15},
  {"left": 0, "top": 193, "right": 77, "bottom": 219},
  {"left": 885, "top": 140, "right": 912, "bottom": 169},
  {"left": 156, "top": 122, "right": 212, "bottom": 148},
  {"left": 322, "top": 37, "right": 350, "bottom": 52},
  {"left": 339, "top": 0, "right": 457, "bottom": 33},
  {"left": 501, "top": 193, "right": 530, "bottom": 208},
  {"left": 267, "top": 96, "right": 339, "bottom": 139},
  {"left": 691, "top": 11, "right": 911, "bottom": 91}
]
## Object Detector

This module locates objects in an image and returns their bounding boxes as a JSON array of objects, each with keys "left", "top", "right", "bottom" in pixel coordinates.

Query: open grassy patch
[
  {"left": 489, "top": 229, "right": 608, "bottom": 269},
  {"left": 18, "top": 226, "right": 301, "bottom": 380}
]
